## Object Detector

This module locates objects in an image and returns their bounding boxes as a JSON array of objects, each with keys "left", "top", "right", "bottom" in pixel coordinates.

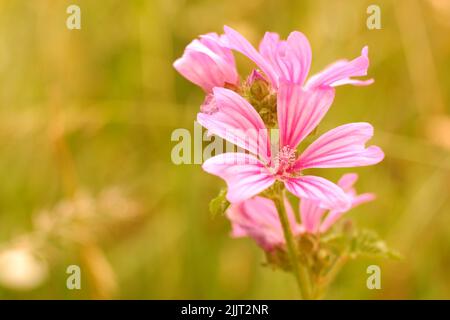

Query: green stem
[
  {"left": 315, "top": 254, "right": 349, "bottom": 299},
  {"left": 272, "top": 189, "right": 313, "bottom": 300}
]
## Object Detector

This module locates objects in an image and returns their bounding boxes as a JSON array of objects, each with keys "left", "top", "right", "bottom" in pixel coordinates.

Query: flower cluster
[
  {"left": 174, "top": 26, "right": 383, "bottom": 241},
  {"left": 226, "top": 173, "right": 375, "bottom": 251}
]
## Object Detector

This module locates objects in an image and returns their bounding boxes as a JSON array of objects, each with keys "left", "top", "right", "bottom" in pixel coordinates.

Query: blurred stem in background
[
  {"left": 48, "top": 91, "right": 118, "bottom": 299},
  {"left": 48, "top": 92, "right": 77, "bottom": 198},
  {"left": 79, "top": 244, "right": 118, "bottom": 299},
  {"left": 40, "top": 2, "right": 118, "bottom": 299}
]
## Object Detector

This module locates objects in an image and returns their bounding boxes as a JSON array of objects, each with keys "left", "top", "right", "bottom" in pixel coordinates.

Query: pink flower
[
  {"left": 319, "top": 173, "right": 376, "bottom": 233},
  {"left": 199, "top": 84, "right": 384, "bottom": 208},
  {"left": 226, "top": 174, "right": 374, "bottom": 249},
  {"left": 223, "top": 25, "right": 373, "bottom": 89},
  {"left": 226, "top": 196, "right": 300, "bottom": 251},
  {"left": 173, "top": 32, "right": 239, "bottom": 92},
  {"left": 300, "top": 173, "right": 376, "bottom": 233}
]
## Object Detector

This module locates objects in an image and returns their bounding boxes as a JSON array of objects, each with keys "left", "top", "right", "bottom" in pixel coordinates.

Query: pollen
[{"left": 271, "top": 146, "right": 297, "bottom": 176}]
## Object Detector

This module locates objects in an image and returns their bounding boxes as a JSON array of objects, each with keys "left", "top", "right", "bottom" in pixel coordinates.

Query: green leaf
[
  {"left": 350, "top": 229, "right": 402, "bottom": 260},
  {"left": 209, "top": 188, "right": 230, "bottom": 217}
]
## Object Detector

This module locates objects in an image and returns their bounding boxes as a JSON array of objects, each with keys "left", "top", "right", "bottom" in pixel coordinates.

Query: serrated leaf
[
  {"left": 351, "top": 229, "right": 402, "bottom": 260},
  {"left": 209, "top": 188, "right": 230, "bottom": 217}
]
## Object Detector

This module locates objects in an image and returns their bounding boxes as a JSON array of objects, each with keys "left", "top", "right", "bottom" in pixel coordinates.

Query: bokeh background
[{"left": 0, "top": 0, "right": 449, "bottom": 299}]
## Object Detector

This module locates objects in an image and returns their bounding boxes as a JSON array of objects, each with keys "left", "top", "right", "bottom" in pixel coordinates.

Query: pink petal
[
  {"left": 284, "top": 175, "right": 351, "bottom": 211},
  {"left": 330, "top": 78, "right": 374, "bottom": 87},
  {"left": 199, "top": 33, "right": 236, "bottom": 66},
  {"left": 337, "top": 173, "right": 359, "bottom": 191},
  {"left": 173, "top": 52, "right": 222, "bottom": 92},
  {"left": 352, "top": 192, "right": 376, "bottom": 207},
  {"left": 259, "top": 31, "right": 312, "bottom": 85},
  {"left": 306, "top": 46, "right": 372, "bottom": 89},
  {"left": 283, "top": 31, "right": 312, "bottom": 84},
  {"left": 227, "top": 197, "right": 283, "bottom": 249},
  {"left": 197, "top": 88, "right": 271, "bottom": 163},
  {"left": 259, "top": 32, "right": 281, "bottom": 69},
  {"left": 299, "top": 198, "right": 326, "bottom": 233},
  {"left": 202, "top": 153, "right": 275, "bottom": 203},
  {"left": 223, "top": 26, "right": 279, "bottom": 87},
  {"left": 319, "top": 192, "right": 376, "bottom": 233},
  {"left": 278, "top": 83, "right": 335, "bottom": 149},
  {"left": 296, "top": 122, "right": 385, "bottom": 169},
  {"left": 226, "top": 196, "right": 297, "bottom": 250},
  {"left": 173, "top": 33, "right": 238, "bottom": 92},
  {"left": 245, "top": 69, "right": 266, "bottom": 86},
  {"left": 318, "top": 210, "right": 343, "bottom": 233}
]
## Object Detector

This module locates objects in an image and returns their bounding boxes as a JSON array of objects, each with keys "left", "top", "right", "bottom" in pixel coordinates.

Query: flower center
[{"left": 271, "top": 146, "right": 297, "bottom": 176}]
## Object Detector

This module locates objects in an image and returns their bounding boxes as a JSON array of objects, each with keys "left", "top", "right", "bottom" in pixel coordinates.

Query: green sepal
[{"left": 209, "top": 188, "right": 230, "bottom": 217}]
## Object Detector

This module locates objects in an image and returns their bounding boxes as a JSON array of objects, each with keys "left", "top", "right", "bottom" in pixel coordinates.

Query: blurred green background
[{"left": 0, "top": 0, "right": 449, "bottom": 299}]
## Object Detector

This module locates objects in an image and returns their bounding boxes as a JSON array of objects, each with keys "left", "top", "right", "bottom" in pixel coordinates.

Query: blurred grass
[{"left": 0, "top": 0, "right": 449, "bottom": 299}]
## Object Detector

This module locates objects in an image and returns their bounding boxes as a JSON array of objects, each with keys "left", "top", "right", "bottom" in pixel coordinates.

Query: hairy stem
[{"left": 273, "top": 189, "right": 313, "bottom": 300}]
